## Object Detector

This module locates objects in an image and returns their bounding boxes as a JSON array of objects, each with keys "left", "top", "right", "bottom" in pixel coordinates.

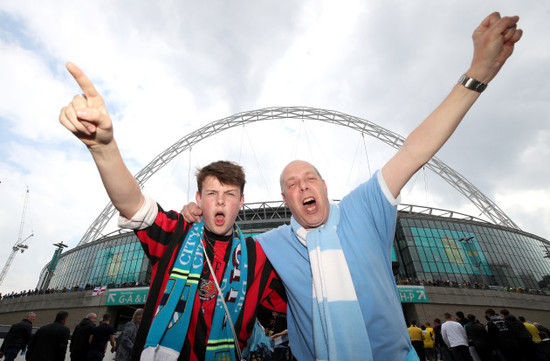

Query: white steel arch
[{"left": 77, "top": 106, "right": 519, "bottom": 246}]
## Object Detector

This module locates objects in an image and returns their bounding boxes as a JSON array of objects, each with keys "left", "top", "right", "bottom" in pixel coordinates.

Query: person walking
[
  {"left": 464, "top": 314, "right": 492, "bottom": 361},
  {"left": 484, "top": 308, "right": 521, "bottom": 361},
  {"left": 499, "top": 309, "right": 538, "bottom": 361},
  {"left": 433, "top": 318, "right": 452, "bottom": 361},
  {"left": 25, "top": 311, "right": 70, "bottom": 361},
  {"left": 70, "top": 313, "right": 97, "bottom": 361},
  {"left": 115, "top": 309, "right": 143, "bottom": 361},
  {"left": 423, "top": 323, "right": 436, "bottom": 361},
  {"left": 87, "top": 313, "right": 116, "bottom": 361},
  {"left": 441, "top": 312, "right": 470, "bottom": 361},
  {"left": 408, "top": 321, "right": 425, "bottom": 361},
  {"left": 0, "top": 312, "right": 36, "bottom": 361}
]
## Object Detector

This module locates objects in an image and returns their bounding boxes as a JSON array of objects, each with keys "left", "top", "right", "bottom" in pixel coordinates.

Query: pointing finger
[{"left": 66, "top": 62, "right": 101, "bottom": 99}]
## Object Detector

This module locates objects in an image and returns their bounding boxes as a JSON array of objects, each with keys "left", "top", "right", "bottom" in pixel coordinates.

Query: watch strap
[{"left": 458, "top": 74, "right": 487, "bottom": 93}]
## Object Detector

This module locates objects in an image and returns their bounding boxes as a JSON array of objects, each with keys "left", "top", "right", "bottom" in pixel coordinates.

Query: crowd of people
[
  {"left": 396, "top": 278, "right": 550, "bottom": 296},
  {"left": 0, "top": 309, "right": 143, "bottom": 361},
  {"left": 0, "top": 281, "right": 150, "bottom": 301},
  {"left": 408, "top": 310, "right": 550, "bottom": 361}
]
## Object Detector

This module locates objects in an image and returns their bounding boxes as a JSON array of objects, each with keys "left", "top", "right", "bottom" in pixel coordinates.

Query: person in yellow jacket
[
  {"left": 422, "top": 322, "right": 436, "bottom": 361},
  {"left": 408, "top": 320, "right": 425, "bottom": 360},
  {"left": 519, "top": 316, "right": 549, "bottom": 361}
]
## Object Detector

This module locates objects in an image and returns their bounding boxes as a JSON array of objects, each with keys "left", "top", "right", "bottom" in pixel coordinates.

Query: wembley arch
[{"left": 77, "top": 106, "right": 519, "bottom": 246}]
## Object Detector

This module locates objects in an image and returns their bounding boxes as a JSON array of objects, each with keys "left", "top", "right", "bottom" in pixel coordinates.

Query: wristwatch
[{"left": 458, "top": 74, "right": 487, "bottom": 93}]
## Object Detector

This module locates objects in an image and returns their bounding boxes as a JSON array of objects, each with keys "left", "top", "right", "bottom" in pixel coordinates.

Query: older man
[
  {"left": 183, "top": 12, "right": 522, "bottom": 361},
  {"left": 0, "top": 312, "right": 35, "bottom": 361}
]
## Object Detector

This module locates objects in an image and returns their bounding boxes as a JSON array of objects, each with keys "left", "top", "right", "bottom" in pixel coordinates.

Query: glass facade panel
[
  {"left": 40, "top": 208, "right": 550, "bottom": 292},
  {"left": 395, "top": 214, "right": 550, "bottom": 289}
]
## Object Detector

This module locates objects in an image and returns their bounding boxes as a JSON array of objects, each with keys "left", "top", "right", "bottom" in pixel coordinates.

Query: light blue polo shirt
[{"left": 256, "top": 171, "right": 417, "bottom": 361}]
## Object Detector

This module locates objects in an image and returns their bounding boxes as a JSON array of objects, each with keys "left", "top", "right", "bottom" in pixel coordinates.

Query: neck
[{"left": 204, "top": 228, "right": 232, "bottom": 242}]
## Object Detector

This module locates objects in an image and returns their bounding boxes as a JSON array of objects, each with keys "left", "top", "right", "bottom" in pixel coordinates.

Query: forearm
[
  {"left": 89, "top": 140, "right": 144, "bottom": 219},
  {"left": 383, "top": 80, "right": 480, "bottom": 196},
  {"left": 401, "top": 81, "right": 480, "bottom": 166}
]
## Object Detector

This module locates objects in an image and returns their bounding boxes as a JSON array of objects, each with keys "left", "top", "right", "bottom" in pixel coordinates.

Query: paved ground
[{"left": 0, "top": 339, "right": 117, "bottom": 361}]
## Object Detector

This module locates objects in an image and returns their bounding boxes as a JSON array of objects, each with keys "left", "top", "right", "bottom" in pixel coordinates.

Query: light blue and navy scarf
[
  {"left": 291, "top": 204, "right": 372, "bottom": 361},
  {"left": 141, "top": 218, "right": 248, "bottom": 361}
]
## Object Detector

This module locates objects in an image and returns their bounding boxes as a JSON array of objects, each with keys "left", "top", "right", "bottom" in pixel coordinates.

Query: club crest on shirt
[{"left": 199, "top": 278, "right": 216, "bottom": 301}]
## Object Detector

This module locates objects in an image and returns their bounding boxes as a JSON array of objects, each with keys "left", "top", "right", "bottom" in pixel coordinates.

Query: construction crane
[{"left": 0, "top": 187, "right": 34, "bottom": 288}]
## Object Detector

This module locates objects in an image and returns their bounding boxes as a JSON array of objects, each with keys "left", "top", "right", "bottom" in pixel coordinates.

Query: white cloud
[{"left": 1, "top": 0, "right": 550, "bottom": 294}]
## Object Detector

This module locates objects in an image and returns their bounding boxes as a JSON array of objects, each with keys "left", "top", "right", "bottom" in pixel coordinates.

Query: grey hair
[
  {"left": 86, "top": 312, "right": 97, "bottom": 319},
  {"left": 132, "top": 308, "right": 144, "bottom": 322}
]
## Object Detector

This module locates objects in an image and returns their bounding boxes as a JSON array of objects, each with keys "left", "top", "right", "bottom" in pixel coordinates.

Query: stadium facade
[
  {"left": 38, "top": 201, "right": 550, "bottom": 293},
  {"left": 2, "top": 107, "right": 550, "bottom": 329}
]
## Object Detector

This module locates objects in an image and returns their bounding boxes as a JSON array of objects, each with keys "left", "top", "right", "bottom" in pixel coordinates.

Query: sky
[{"left": 0, "top": 0, "right": 549, "bottom": 294}]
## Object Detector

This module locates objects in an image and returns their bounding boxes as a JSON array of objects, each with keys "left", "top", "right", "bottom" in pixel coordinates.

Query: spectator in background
[
  {"left": 464, "top": 314, "right": 492, "bottom": 361},
  {"left": 485, "top": 308, "right": 521, "bottom": 361},
  {"left": 456, "top": 311, "right": 468, "bottom": 326},
  {"left": 408, "top": 320, "right": 425, "bottom": 361},
  {"left": 433, "top": 318, "right": 452, "bottom": 361},
  {"left": 25, "top": 311, "right": 70, "bottom": 361},
  {"left": 0, "top": 312, "right": 36, "bottom": 361},
  {"left": 519, "top": 316, "right": 549, "bottom": 361},
  {"left": 535, "top": 322, "right": 550, "bottom": 337},
  {"left": 270, "top": 312, "right": 290, "bottom": 361},
  {"left": 70, "top": 313, "right": 97, "bottom": 361},
  {"left": 422, "top": 323, "right": 436, "bottom": 361},
  {"left": 499, "top": 309, "right": 538, "bottom": 361},
  {"left": 441, "top": 312, "right": 470, "bottom": 361},
  {"left": 519, "top": 316, "right": 541, "bottom": 343},
  {"left": 88, "top": 313, "right": 116, "bottom": 361},
  {"left": 115, "top": 309, "right": 143, "bottom": 361}
]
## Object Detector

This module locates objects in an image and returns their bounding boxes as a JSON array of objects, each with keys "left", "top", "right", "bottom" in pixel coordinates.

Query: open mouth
[
  {"left": 302, "top": 197, "right": 317, "bottom": 213},
  {"left": 214, "top": 211, "right": 225, "bottom": 226}
]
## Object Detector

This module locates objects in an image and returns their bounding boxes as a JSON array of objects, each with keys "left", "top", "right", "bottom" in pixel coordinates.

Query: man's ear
[
  {"left": 281, "top": 192, "right": 287, "bottom": 205},
  {"left": 195, "top": 191, "right": 202, "bottom": 207},
  {"left": 240, "top": 193, "right": 245, "bottom": 208}
]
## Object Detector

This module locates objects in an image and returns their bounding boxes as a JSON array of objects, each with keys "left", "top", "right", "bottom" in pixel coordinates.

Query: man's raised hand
[
  {"left": 469, "top": 12, "right": 523, "bottom": 84},
  {"left": 59, "top": 62, "right": 113, "bottom": 147}
]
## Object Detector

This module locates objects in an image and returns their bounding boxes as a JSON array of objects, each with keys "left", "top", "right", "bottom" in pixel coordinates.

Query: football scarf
[
  {"left": 291, "top": 204, "right": 372, "bottom": 361},
  {"left": 142, "top": 218, "right": 248, "bottom": 361}
]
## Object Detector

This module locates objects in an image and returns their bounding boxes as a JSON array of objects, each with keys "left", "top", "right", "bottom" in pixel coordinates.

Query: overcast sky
[{"left": 1, "top": 1, "right": 549, "bottom": 294}]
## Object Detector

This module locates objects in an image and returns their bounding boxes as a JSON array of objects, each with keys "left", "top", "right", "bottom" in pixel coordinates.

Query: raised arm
[
  {"left": 59, "top": 62, "right": 144, "bottom": 219},
  {"left": 382, "top": 12, "right": 522, "bottom": 198}
]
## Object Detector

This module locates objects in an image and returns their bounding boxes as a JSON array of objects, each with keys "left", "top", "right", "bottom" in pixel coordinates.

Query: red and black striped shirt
[{"left": 136, "top": 204, "right": 286, "bottom": 361}]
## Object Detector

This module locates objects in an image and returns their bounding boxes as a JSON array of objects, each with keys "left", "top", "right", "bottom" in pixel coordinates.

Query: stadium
[{"left": 1, "top": 107, "right": 550, "bottom": 331}]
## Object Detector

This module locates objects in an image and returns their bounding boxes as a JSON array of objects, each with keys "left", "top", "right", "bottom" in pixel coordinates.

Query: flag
[{"left": 92, "top": 286, "right": 106, "bottom": 296}]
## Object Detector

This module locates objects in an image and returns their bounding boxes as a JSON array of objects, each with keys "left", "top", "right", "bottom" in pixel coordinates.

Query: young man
[
  {"left": 59, "top": 67, "right": 286, "bottom": 360},
  {"left": 441, "top": 313, "right": 470, "bottom": 361},
  {"left": 183, "top": 12, "right": 522, "bottom": 360},
  {"left": 88, "top": 313, "right": 116, "bottom": 361}
]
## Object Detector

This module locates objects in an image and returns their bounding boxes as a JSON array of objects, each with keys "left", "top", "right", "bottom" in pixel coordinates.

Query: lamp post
[{"left": 39, "top": 242, "right": 69, "bottom": 291}]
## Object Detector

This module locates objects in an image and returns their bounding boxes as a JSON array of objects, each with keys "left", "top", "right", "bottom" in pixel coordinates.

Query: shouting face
[
  {"left": 280, "top": 160, "right": 330, "bottom": 229},
  {"left": 196, "top": 176, "right": 244, "bottom": 236}
]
